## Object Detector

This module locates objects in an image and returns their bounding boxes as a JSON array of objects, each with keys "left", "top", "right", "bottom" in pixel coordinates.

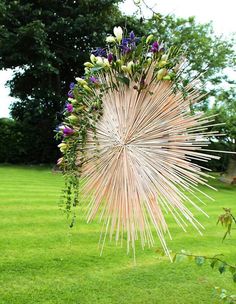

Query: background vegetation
[{"left": 0, "top": 0, "right": 235, "bottom": 169}]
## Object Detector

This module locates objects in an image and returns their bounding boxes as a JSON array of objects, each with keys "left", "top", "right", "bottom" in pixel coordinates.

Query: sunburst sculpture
[{"left": 57, "top": 27, "right": 219, "bottom": 257}]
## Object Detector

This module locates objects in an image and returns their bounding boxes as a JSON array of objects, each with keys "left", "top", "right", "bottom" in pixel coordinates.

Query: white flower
[
  {"left": 103, "top": 58, "right": 110, "bottom": 67},
  {"left": 113, "top": 26, "right": 123, "bottom": 42},
  {"left": 96, "top": 56, "right": 104, "bottom": 66},
  {"left": 127, "top": 61, "right": 134, "bottom": 73},
  {"left": 75, "top": 77, "right": 87, "bottom": 85},
  {"left": 90, "top": 54, "right": 96, "bottom": 63},
  {"left": 106, "top": 36, "right": 116, "bottom": 43},
  {"left": 84, "top": 62, "right": 94, "bottom": 67}
]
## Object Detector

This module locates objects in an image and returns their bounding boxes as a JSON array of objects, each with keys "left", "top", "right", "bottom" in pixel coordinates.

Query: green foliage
[
  {"left": 206, "top": 88, "right": 236, "bottom": 157},
  {"left": 213, "top": 287, "right": 236, "bottom": 303},
  {"left": 167, "top": 251, "right": 236, "bottom": 283},
  {"left": 217, "top": 208, "right": 236, "bottom": 242},
  {"left": 0, "top": 2, "right": 235, "bottom": 164},
  {"left": 0, "top": 0, "right": 124, "bottom": 163},
  {"left": 146, "top": 15, "right": 235, "bottom": 92},
  {"left": 0, "top": 118, "right": 24, "bottom": 163}
]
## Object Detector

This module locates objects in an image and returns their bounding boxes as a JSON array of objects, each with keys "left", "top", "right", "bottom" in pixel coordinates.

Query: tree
[
  {"left": 0, "top": 118, "right": 25, "bottom": 163},
  {"left": 145, "top": 15, "right": 235, "bottom": 103},
  {"left": 206, "top": 88, "right": 236, "bottom": 178},
  {"left": 0, "top": 0, "right": 125, "bottom": 162},
  {"left": 143, "top": 14, "right": 236, "bottom": 173},
  {"left": 0, "top": 2, "right": 235, "bottom": 165}
]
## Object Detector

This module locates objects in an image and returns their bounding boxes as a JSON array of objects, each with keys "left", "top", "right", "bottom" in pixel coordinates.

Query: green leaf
[
  {"left": 218, "top": 264, "right": 226, "bottom": 274},
  {"left": 229, "top": 266, "right": 236, "bottom": 274},
  {"left": 233, "top": 273, "right": 236, "bottom": 283},
  {"left": 175, "top": 254, "right": 186, "bottom": 262},
  {"left": 172, "top": 254, "right": 177, "bottom": 263},
  {"left": 195, "top": 256, "right": 205, "bottom": 266},
  {"left": 90, "top": 66, "right": 104, "bottom": 73},
  {"left": 210, "top": 259, "right": 218, "bottom": 269},
  {"left": 116, "top": 76, "right": 130, "bottom": 86}
]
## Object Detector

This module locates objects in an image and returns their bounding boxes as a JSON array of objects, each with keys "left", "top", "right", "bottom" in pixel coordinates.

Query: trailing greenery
[{"left": 164, "top": 250, "right": 236, "bottom": 283}]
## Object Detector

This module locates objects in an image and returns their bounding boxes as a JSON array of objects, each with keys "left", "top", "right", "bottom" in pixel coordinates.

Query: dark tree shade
[{"left": 0, "top": 0, "right": 125, "bottom": 163}]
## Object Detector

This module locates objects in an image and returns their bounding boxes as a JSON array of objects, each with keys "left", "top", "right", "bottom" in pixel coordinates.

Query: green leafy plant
[
  {"left": 213, "top": 287, "right": 236, "bottom": 303},
  {"left": 217, "top": 208, "right": 236, "bottom": 242},
  {"left": 156, "top": 248, "right": 236, "bottom": 283}
]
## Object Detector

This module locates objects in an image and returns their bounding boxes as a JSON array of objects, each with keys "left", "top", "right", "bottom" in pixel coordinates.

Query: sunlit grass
[{"left": 0, "top": 165, "right": 235, "bottom": 303}]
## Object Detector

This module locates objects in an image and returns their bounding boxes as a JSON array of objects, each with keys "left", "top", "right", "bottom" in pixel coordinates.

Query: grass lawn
[{"left": 0, "top": 165, "right": 236, "bottom": 304}]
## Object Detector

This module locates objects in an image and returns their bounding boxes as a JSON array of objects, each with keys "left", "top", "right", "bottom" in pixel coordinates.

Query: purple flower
[
  {"left": 107, "top": 53, "right": 113, "bottom": 63},
  {"left": 151, "top": 41, "right": 159, "bottom": 53},
  {"left": 120, "top": 40, "right": 132, "bottom": 54},
  {"left": 67, "top": 90, "right": 74, "bottom": 98},
  {"left": 66, "top": 103, "right": 73, "bottom": 112},
  {"left": 130, "top": 31, "right": 135, "bottom": 40},
  {"left": 91, "top": 47, "right": 107, "bottom": 57},
  {"left": 63, "top": 127, "right": 74, "bottom": 136},
  {"left": 120, "top": 33, "right": 140, "bottom": 54},
  {"left": 89, "top": 76, "right": 99, "bottom": 84},
  {"left": 70, "top": 82, "right": 75, "bottom": 90}
]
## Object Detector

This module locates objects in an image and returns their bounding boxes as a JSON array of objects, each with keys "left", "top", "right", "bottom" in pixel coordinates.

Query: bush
[{"left": 0, "top": 118, "right": 25, "bottom": 163}]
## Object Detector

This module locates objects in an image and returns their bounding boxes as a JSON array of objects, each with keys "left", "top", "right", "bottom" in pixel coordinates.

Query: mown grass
[{"left": 0, "top": 165, "right": 235, "bottom": 304}]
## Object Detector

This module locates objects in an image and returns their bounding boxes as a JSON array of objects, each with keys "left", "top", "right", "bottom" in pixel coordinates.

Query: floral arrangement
[
  {"left": 56, "top": 26, "right": 219, "bottom": 256},
  {"left": 56, "top": 27, "right": 180, "bottom": 212}
]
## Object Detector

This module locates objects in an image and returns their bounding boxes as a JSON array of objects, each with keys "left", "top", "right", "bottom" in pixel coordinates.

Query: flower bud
[
  {"left": 161, "top": 54, "right": 168, "bottom": 61},
  {"left": 96, "top": 56, "right": 104, "bottom": 66},
  {"left": 84, "top": 62, "right": 94, "bottom": 68},
  {"left": 163, "top": 75, "right": 171, "bottom": 80},
  {"left": 146, "top": 34, "right": 154, "bottom": 44},
  {"left": 127, "top": 61, "right": 134, "bottom": 73},
  {"left": 106, "top": 36, "right": 116, "bottom": 43},
  {"left": 116, "top": 59, "right": 122, "bottom": 66},
  {"left": 75, "top": 77, "right": 87, "bottom": 86},
  {"left": 90, "top": 54, "right": 96, "bottom": 63},
  {"left": 113, "top": 26, "right": 123, "bottom": 42},
  {"left": 57, "top": 157, "right": 64, "bottom": 165},
  {"left": 83, "top": 84, "right": 93, "bottom": 92},
  {"left": 157, "top": 68, "right": 167, "bottom": 80},
  {"left": 58, "top": 143, "right": 67, "bottom": 153},
  {"left": 68, "top": 115, "right": 79, "bottom": 123},
  {"left": 158, "top": 60, "right": 167, "bottom": 68},
  {"left": 103, "top": 58, "right": 110, "bottom": 67},
  {"left": 121, "top": 65, "right": 129, "bottom": 73}
]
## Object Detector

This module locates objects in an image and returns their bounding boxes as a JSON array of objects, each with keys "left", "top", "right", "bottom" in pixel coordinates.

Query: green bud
[
  {"left": 163, "top": 75, "right": 171, "bottom": 80},
  {"left": 121, "top": 65, "right": 129, "bottom": 73},
  {"left": 146, "top": 34, "right": 154, "bottom": 44},
  {"left": 84, "top": 62, "right": 94, "bottom": 68},
  {"left": 158, "top": 60, "right": 168, "bottom": 68},
  {"left": 68, "top": 115, "right": 79, "bottom": 123},
  {"left": 161, "top": 54, "right": 168, "bottom": 61},
  {"left": 83, "top": 84, "right": 93, "bottom": 92},
  {"left": 157, "top": 68, "right": 167, "bottom": 80},
  {"left": 58, "top": 143, "right": 67, "bottom": 153}
]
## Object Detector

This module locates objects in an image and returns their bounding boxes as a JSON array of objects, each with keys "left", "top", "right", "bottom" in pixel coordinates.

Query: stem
[{"left": 176, "top": 252, "right": 236, "bottom": 269}]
